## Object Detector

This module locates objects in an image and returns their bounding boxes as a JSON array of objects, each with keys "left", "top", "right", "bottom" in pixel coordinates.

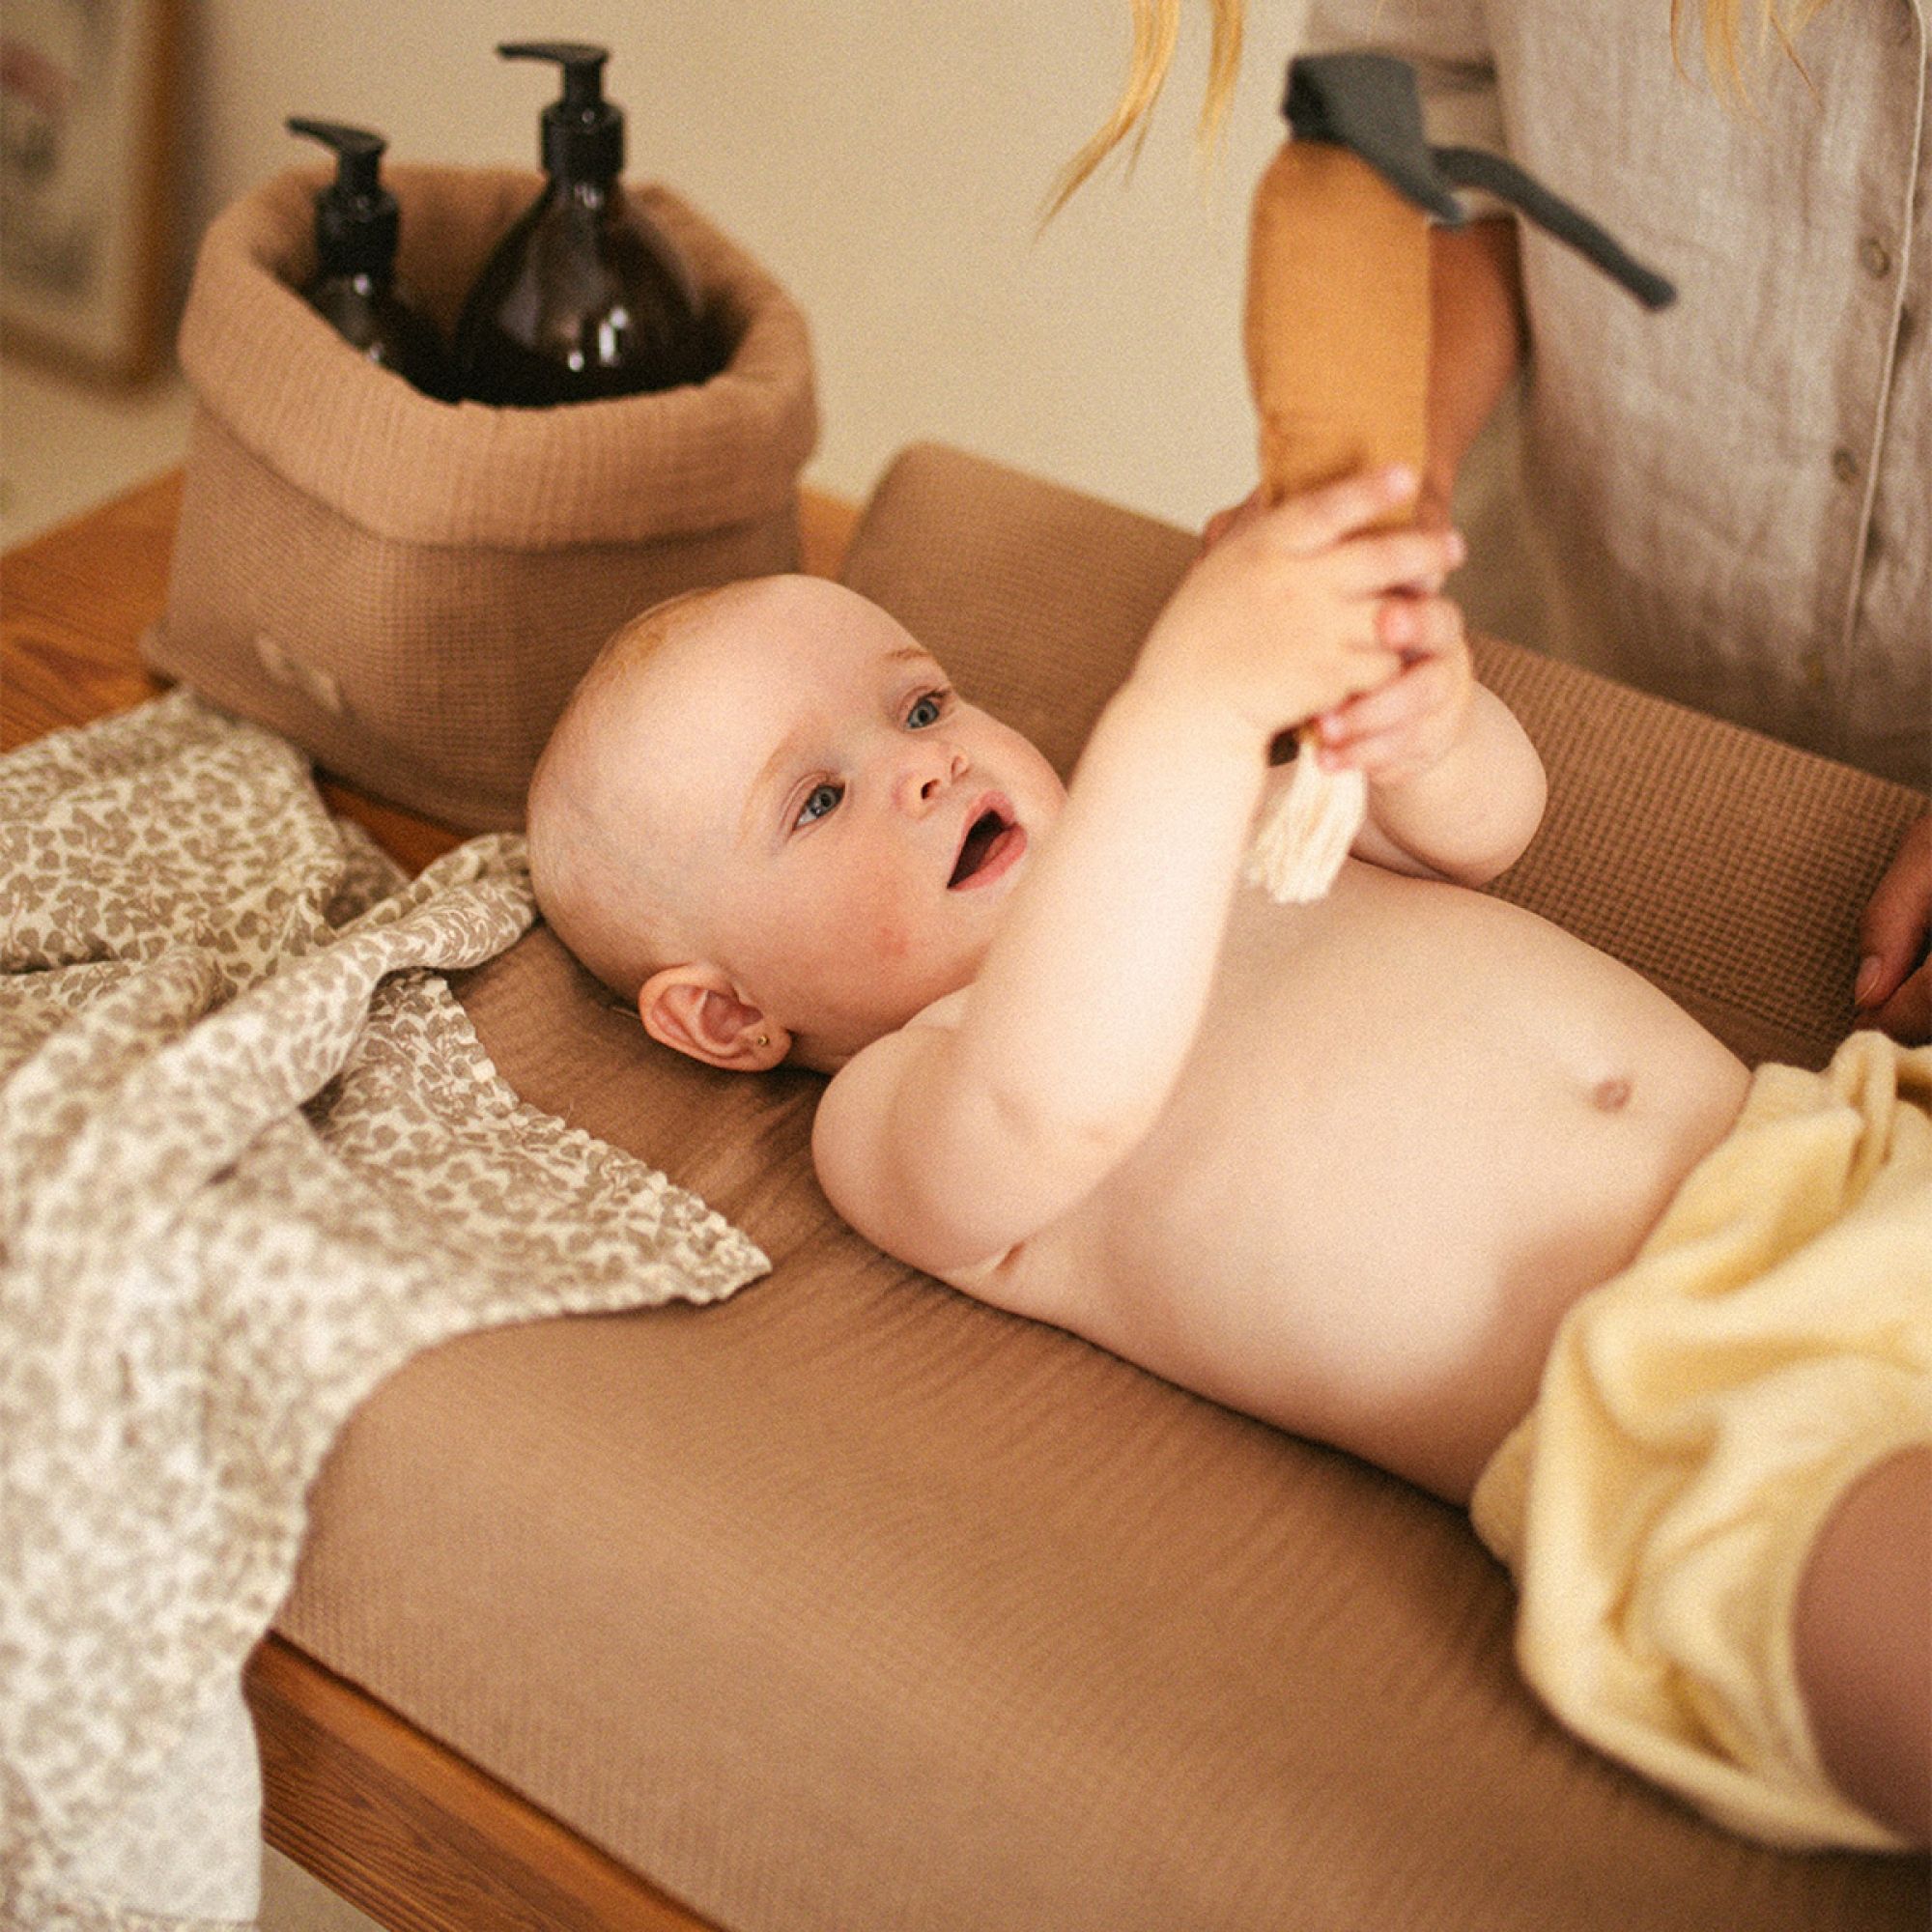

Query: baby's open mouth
[{"left": 948, "top": 800, "right": 1023, "bottom": 890}]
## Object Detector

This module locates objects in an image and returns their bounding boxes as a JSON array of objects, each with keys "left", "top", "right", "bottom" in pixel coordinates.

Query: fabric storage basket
[{"left": 145, "top": 164, "right": 818, "bottom": 830}]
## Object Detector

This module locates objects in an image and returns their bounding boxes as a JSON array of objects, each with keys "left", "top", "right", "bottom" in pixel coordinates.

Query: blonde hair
[
  {"left": 1669, "top": 0, "right": 1833, "bottom": 99},
  {"left": 1051, "top": 0, "right": 1833, "bottom": 211},
  {"left": 1045, "top": 0, "right": 1243, "bottom": 216}
]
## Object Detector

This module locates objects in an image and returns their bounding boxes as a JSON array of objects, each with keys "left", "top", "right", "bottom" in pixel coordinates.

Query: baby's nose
[{"left": 898, "top": 742, "right": 967, "bottom": 811}]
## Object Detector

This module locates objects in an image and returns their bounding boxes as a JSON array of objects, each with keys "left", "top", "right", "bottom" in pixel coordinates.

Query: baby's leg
[{"left": 1793, "top": 1444, "right": 1932, "bottom": 1844}]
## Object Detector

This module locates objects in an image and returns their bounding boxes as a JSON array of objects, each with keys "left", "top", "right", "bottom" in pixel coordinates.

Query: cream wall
[{"left": 175, "top": 0, "right": 1307, "bottom": 527}]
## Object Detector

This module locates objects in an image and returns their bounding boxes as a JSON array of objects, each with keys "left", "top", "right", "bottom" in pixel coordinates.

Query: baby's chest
[{"left": 1062, "top": 960, "right": 1666, "bottom": 1345}]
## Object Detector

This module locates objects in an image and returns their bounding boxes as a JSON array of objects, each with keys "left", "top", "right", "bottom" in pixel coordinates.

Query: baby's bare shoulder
[
  {"left": 814, "top": 989, "right": 968, "bottom": 1138},
  {"left": 810, "top": 991, "right": 969, "bottom": 1242},
  {"left": 904, "top": 988, "right": 971, "bottom": 1032}
]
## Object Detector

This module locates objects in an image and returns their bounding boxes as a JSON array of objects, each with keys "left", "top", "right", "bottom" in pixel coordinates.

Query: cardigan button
[
  {"left": 1831, "top": 446, "right": 1859, "bottom": 485},
  {"left": 1860, "top": 236, "right": 1893, "bottom": 278}
]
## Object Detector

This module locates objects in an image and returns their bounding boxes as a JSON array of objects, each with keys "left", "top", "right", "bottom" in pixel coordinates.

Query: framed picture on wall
[{"left": 0, "top": 0, "right": 181, "bottom": 382}]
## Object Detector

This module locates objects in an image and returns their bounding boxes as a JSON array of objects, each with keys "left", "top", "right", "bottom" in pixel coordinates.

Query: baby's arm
[{"left": 814, "top": 469, "right": 1452, "bottom": 1280}]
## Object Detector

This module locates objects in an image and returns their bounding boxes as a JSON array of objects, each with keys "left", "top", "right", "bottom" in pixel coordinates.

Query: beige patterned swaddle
[{"left": 0, "top": 692, "right": 768, "bottom": 1932}]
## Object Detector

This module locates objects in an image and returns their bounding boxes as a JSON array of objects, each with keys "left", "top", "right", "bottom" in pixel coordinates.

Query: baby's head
[{"left": 527, "top": 575, "right": 1065, "bottom": 1072}]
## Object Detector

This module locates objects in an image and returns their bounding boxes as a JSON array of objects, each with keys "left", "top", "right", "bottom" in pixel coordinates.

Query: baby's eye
[
  {"left": 906, "top": 690, "right": 949, "bottom": 729},
  {"left": 794, "top": 781, "right": 843, "bottom": 828}
]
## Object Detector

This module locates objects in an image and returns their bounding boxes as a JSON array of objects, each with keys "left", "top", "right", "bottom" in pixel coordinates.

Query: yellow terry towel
[{"left": 1471, "top": 1032, "right": 1932, "bottom": 1851}]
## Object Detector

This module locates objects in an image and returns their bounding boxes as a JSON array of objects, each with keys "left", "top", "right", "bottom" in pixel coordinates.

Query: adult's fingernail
[
  {"left": 1855, "top": 954, "right": 1883, "bottom": 1005},
  {"left": 1384, "top": 464, "right": 1416, "bottom": 495}
]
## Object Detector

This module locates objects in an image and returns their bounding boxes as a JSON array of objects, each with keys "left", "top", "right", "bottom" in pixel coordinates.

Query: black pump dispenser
[
  {"left": 286, "top": 118, "right": 455, "bottom": 400},
  {"left": 526, "top": 42, "right": 624, "bottom": 183},
  {"left": 452, "top": 41, "right": 722, "bottom": 407}
]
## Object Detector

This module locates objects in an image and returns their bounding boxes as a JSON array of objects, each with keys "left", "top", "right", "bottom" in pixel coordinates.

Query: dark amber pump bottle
[
  {"left": 286, "top": 118, "right": 455, "bottom": 401},
  {"left": 453, "top": 42, "right": 721, "bottom": 407}
]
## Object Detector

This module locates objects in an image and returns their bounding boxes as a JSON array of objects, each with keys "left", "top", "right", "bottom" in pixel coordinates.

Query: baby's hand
[
  {"left": 1147, "top": 468, "right": 1464, "bottom": 744},
  {"left": 1202, "top": 464, "right": 1454, "bottom": 551},
  {"left": 1310, "top": 587, "right": 1476, "bottom": 787}
]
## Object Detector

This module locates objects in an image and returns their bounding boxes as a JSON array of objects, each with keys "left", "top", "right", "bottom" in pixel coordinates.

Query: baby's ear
[{"left": 639, "top": 965, "right": 790, "bottom": 1071}]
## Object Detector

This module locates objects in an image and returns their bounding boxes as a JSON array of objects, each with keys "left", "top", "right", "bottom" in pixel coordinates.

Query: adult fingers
[
  {"left": 1323, "top": 725, "right": 1432, "bottom": 783},
  {"left": 1334, "top": 642, "right": 1408, "bottom": 700},
  {"left": 1856, "top": 816, "right": 1932, "bottom": 1012},
  {"left": 1317, "top": 700, "right": 1447, "bottom": 781},
  {"left": 1869, "top": 960, "right": 1931, "bottom": 1044}
]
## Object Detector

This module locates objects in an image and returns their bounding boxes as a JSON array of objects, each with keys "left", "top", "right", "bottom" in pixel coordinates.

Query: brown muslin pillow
[{"left": 146, "top": 164, "right": 818, "bottom": 830}]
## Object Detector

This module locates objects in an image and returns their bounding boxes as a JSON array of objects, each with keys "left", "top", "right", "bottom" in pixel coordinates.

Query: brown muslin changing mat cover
[{"left": 145, "top": 164, "right": 818, "bottom": 831}]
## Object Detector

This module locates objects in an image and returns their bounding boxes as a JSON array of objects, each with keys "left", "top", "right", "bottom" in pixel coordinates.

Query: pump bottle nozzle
[
  {"left": 284, "top": 115, "right": 454, "bottom": 399},
  {"left": 496, "top": 42, "right": 624, "bottom": 182},
  {"left": 498, "top": 41, "right": 610, "bottom": 102},
  {"left": 287, "top": 118, "right": 385, "bottom": 188},
  {"left": 287, "top": 117, "right": 400, "bottom": 277}
]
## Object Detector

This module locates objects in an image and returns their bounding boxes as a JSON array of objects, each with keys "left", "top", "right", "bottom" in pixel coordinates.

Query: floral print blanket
[{"left": 0, "top": 693, "right": 767, "bottom": 1930}]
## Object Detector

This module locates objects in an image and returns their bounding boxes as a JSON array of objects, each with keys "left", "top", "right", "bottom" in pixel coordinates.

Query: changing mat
[{"left": 0, "top": 692, "right": 768, "bottom": 1932}]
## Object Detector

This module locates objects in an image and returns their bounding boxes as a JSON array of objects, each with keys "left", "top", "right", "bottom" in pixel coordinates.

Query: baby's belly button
[{"left": 1590, "top": 1074, "right": 1634, "bottom": 1114}]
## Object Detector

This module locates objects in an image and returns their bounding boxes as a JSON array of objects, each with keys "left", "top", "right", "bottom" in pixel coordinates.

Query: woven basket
[{"left": 146, "top": 164, "right": 818, "bottom": 830}]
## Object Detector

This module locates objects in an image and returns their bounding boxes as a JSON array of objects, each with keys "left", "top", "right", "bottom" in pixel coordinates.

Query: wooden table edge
[{"left": 245, "top": 1634, "right": 723, "bottom": 1932}]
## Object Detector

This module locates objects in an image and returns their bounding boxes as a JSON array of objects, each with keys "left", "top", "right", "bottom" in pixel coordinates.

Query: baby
[{"left": 527, "top": 467, "right": 1929, "bottom": 1854}]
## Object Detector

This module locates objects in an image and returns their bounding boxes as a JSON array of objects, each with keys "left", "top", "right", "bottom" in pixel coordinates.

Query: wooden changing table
[{"left": 6, "top": 456, "right": 1924, "bottom": 1932}]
